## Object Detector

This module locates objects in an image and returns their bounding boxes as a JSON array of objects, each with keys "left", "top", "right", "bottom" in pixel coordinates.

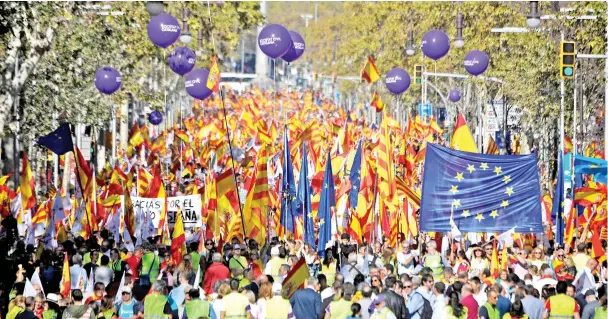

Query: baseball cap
[
  {"left": 233, "top": 244, "right": 241, "bottom": 250},
  {"left": 373, "top": 294, "right": 385, "bottom": 305},
  {"left": 46, "top": 293, "right": 59, "bottom": 303},
  {"left": 271, "top": 246, "right": 280, "bottom": 256},
  {"left": 272, "top": 282, "right": 282, "bottom": 293},
  {"left": 122, "top": 286, "right": 132, "bottom": 294}
]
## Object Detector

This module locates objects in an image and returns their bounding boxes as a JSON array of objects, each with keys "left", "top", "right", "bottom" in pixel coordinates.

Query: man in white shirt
[
  {"left": 396, "top": 243, "right": 416, "bottom": 276},
  {"left": 431, "top": 282, "right": 446, "bottom": 319},
  {"left": 534, "top": 268, "right": 557, "bottom": 294},
  {"left": 70, "top": 254, "right": 88, "bottom": 290}
]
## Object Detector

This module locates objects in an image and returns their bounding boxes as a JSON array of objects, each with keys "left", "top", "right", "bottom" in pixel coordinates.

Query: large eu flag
[
  {"left": 36, "top": 123, "right": 74, "bottom": 155},
  {"left": 420, "top": 143, "right": 542, "bottom": 233}
]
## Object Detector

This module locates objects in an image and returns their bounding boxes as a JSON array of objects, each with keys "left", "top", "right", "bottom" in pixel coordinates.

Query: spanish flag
[
  {"left": 20, "top": 153, "right": 36, "bottom": 211},
  {"left": 59, "top": 253, "right": 70, "bottom": 297},
  {"left": 371, "top": 91, "right": 384, "bottom": 112},
  {"left": 207, "top": 55, "right": 221, "bottom": 93},
  {"left": 490, "top": 241, "right": 499, "bottom": 279},
  {"left": 361, "top": 56, "right": 380, "bottom": 83},
  {"left": 281, "top": 257, "right": 310, "bottom": 299},
  {"left": 0, "top": 173, "right": 12, "bottom": 186},
  {"left": 451, "top": 114, "right": 478, "bottom": 153},
  {"left": 170, "top": 210, "right": 187, "bottom": 266}
]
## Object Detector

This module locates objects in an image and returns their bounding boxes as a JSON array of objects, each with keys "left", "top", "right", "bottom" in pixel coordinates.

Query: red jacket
[{"left": 203, "top": 262, "right": 230, "bottom": 294}]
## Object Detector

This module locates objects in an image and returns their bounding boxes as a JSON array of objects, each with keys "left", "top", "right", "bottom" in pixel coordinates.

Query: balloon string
[
  {"left": 163, "top": 48, "right": 167, "bottom": 137},
  {"left": 207, "top": 0, "right": 216, "bottom": 52}
]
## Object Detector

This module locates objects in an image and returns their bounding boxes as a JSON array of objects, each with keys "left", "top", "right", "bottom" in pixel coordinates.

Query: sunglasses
[
  {"left": 122, "top": 292, "right": 131, "bottom": 295},
  {"left": 404, "top": 285, "right": 412, "bottom": 288},
  {"left": 372, "top": 279, "right": 380, "bottom": 282},
  {"left": 558, "top": 254, "right": 564, "bottom": 257},
  {"left": 206, "top": 242, "right": 213, "bottom": 246}
]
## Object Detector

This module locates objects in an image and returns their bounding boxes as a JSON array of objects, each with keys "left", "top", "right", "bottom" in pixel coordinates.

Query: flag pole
[{"left": 219, "top": 89, "right": 246, "bottom": 236}]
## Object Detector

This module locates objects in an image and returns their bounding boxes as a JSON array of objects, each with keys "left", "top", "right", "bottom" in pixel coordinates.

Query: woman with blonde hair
[
  {"left": 256, "top": 282, "right": 272, "bottom": 319},
  {"left": 174, "top": 258, "right": 194, "bottom": 287},
  {"left": 212, "top": 282, "right": 232, "bottom": 319},
  {"left": 244, "top": 290, "right": 259, "bottom": 319},
  {"left": 7, "top": 296, "right": 26, "bottom": 319}
]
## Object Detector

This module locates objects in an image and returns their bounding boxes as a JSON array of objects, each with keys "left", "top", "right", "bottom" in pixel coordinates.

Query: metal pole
[
  {"left": 314, "top": 4, "right": 318, "bottom": 24},
  {"left": 53, "top": 154, "right": 59, "bottom": 187},
  {"left": 560, "top": 31, "right": 565, "bottom": 164},
  {"left": 111, "top": 105, "right": 117, "bottom": 165},
  {"left": 241, "top": 37, "right": 245, "bottom": 73},
  {"left": 573, "top": 66, "right": 577, "bottom": 156},
  {"left": 13, "top": 53, "right": 19, "bottom": 187}
]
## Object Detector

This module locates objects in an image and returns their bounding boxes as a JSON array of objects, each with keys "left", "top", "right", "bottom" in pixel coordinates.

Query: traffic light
[
  {"left": 560, "top": 41, "right": 576, "bottom": 79},
  {"left": 414, "top": 65, "right": 423, "bottom": 84}
]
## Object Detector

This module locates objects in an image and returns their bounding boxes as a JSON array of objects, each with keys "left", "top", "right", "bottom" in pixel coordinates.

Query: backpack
[{"left": 410, "top": 292, "right": 432, "bottom": 319}]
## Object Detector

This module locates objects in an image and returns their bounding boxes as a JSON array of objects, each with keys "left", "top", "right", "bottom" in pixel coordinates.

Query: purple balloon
[
  {"left": 464, "top": 50, "right": 489, "bottom": 76},
  {"left": 384, "top": 67, "right": 411, "bottom": 95},
  {"left": 147, "top": 13, "right": 181, "bottom": 48},
  {"left": 185, "top": 68, "right": 212, "bottom": 100},
  {"left": 257, "top": 24, "right": 292, "bottom": 59},
  {"left": 421, "top": 30, "right": 450, "bottom": 61},
  {"left": 168, "top": 46, "right": 196, "bottom": 76},
  {"left": 281, "top": 31, "right": 305, "bottom": 63},
  {"left": 94, "top": 67, "right": 122, "bottom": 95},
  {"left": 148, "top": 110, "right": 163, "bottom": 125},
  {"left": 449, "top": 89, "right": 461, "bottom": 102}
]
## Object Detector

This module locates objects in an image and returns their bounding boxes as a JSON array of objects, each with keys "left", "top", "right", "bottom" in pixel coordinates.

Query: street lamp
[
  {"left": 405, "top": 30, "right": 416, "bottom": 56},
  {"left": 180, "top": 8, "right": 192, "bottom": 44},
  {"left": 196, "top": 28, "right": 203, "bottom": 57},
  {"left": 145, "top": 1, "right": 164, "bottom": 16},
  {"left": 454, "top": 13, "right": 465, "bottom": 48},
  {"left": 526, "top": 1, "right": 541, "bottom": 28}
]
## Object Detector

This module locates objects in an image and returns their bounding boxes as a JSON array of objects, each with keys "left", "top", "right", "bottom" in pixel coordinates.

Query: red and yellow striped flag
[
  {"left": 361, "top": 56, "right": 380, "bottom": 83},
  {"left": 451, "top": 114, "right": 478, "bottom": 153},
  {"left": 20, "top": 153, "right": 36, "bottom": 211},
  {"left": 377, "top": 118, "right": 395, "bottom": 200},
  {"left": 490, "top": 241, "right": 499, "bottom": 279},
  {"left": 60, "top": 253, "right": 70, "bottom": 297},
  {"left": 371, "top": 91, "right": 384, "bottom": 112},
  {"left": 0, "top": 172, "right": 13, "bottom": 186},
  {"left": 486, "top": 136, "right": 500, "bottom": 155},
  {"left": 281, "top": 257, "right": 310, "bottom": 299},
  {"left": 170, "top": 209, "right": 187, "bottom": 266},
  {"left": 207, "top": 55, "right": 221, "bottom": 93}
]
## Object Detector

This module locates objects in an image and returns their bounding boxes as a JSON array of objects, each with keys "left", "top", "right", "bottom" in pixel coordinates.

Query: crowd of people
[{"left": 0, "top": 224, "right": 606, "bottom": 319}]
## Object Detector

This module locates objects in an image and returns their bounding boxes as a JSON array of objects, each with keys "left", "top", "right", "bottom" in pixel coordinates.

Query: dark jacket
[
  {"left": 290, "top": 287, "right": 322, "bottom": 319},
  {"left": 383, "top": 289, "right": 407, "bottom": 319},
  {"left": 15, "top": 309, "right": 38, "bottom": 319}
]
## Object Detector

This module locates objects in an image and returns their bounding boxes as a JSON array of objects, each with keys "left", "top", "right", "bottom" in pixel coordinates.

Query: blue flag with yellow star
[
  {"left": 36, "top": 123, "right": 74, "bottom": 155},
  {"left": 280, "top": 126, "right": 297, "bottom": 233},
  {"left": 420, "top": 143, "right": 542, "bottom": 233},
  {"left": 317, "top": 151, "right": 336, "bottom": 258},
  {"left": 298, "top": 142, "right": 315, "bottom": 250}
]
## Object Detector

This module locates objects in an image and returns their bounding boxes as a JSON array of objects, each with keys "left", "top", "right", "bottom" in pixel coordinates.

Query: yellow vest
[
  {"left": 445, "top": 305, "right": 468, "bottom": 319},
  {"left": 7, "top": 306, "right": 24, "bottom": 319},
  {"left": 321, "top": 262, "right": 337, "bottom": 286},
  {"left": 266, "top": 296, "right": 291, "bottom": 319},
  {"left": 548, "top": 294, "right": 576, "bottom": 319},
  {"left": 223, "top": 292, "right": 248, "bottom": 319},
  {"left": 144, "top": 293, "right": 168, "bottom": 319},
  {"left": 424, "top": 253, "right": 443, "bottom": 279},
  {"left": 269, "top": 258, "right": 284, "bottom": 282},
  {"left": 371, "top": 307, "right": 393, "bottom": 319},
  {"left": 329, "top": 299, "right": 352, "bottom": 319}
]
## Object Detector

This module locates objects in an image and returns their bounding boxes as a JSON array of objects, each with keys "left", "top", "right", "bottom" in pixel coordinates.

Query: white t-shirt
[
  {"left": 396, "top": 251, "right": 415, "bottom": 275},
  {"left": 212, "top": 298, "right": 225, "bottom": 316}
]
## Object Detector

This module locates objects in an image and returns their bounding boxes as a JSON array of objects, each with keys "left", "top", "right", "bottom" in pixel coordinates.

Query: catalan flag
[
  {"left": 20, "top": 153, "right": 36, "bottom": 211},
  {"left": 377, "top": 117, "right": 395, "bottom": 200},
  {"left": 242, "top": 148, "right": 269, "bottom": 243},
  {"left": 486, "top": 135, "right": 500, "bottom": 155},
  {"left": 490, "top": 241, "right": 499, "bottom": 278},
  {"left": 170, "top": 210, "right": 186, "bottom": 266},
  {"left": 451, "top": 114, "right": 478, "bottom": 153},
  {"left": 361, "top": 56, "right": 380, "bottom": 83},
  {"left": 207, "top": 55, "right": 221, "bottom": 93}
]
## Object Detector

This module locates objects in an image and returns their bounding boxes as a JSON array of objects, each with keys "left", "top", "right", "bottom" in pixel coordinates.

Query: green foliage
[{"left": 2, "top": 1, "right": 262, "bottom": 143}]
